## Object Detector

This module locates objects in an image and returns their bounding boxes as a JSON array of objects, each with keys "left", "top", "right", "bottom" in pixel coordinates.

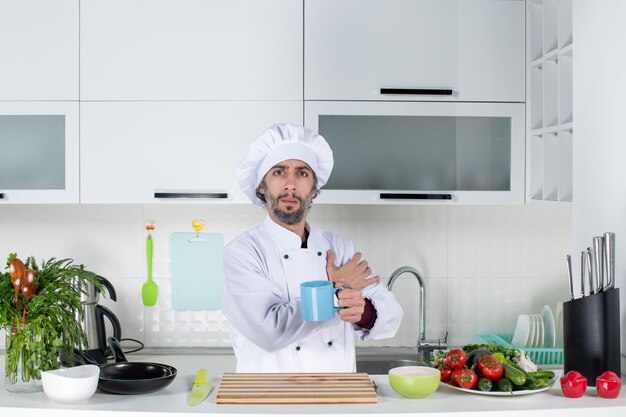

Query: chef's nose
[{"left": 283, "top": 173, "right": 297, "bottom": 190}]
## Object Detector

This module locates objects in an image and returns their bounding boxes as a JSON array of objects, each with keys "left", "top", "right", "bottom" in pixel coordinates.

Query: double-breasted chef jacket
[{"left": 222, "top": 215, "right": 403, "bottom": 373}]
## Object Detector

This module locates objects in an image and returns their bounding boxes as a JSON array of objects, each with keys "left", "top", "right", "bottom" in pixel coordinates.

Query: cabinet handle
[
  {"left": 379, "top": 193, "right": 453, "bottom": 200},
  {"left": 154, "top": 192, "right": 228, "bottom": 199},
  {"left": 380, "top": 88, "right": 454, "bottom": 96}
]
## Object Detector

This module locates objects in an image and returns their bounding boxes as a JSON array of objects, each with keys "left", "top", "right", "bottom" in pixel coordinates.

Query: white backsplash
[{"left": 0, "top": 204, "right": 571, "bottom": 349}]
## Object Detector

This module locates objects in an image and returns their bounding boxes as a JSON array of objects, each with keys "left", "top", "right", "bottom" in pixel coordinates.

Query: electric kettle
[{"left": 79, "top": 275, "right": 122, "bottom": 364}]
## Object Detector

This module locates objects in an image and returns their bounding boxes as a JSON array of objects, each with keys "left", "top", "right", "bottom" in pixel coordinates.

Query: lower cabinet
[{"left": 80, "top": 101, "right": 303, "bottom": 204}]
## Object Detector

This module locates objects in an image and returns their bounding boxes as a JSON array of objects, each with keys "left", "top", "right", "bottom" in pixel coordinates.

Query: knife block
[{"left": 562, "top": 288, "right": 621, "bottom": 386}]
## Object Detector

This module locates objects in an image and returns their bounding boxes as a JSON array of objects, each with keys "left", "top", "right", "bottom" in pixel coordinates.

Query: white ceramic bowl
[{"left": 41, "top": 364, "right": 100, "bottom": 403}]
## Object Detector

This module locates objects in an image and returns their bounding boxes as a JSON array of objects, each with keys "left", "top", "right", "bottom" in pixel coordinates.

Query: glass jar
[{"left": 4, "top": 325, "right": 41, "bottom": 393}]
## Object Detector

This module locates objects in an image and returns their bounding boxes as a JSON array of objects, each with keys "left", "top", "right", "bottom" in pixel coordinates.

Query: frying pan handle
[{"left": 107, "top": 337, "right": 129, "bottom": 363}]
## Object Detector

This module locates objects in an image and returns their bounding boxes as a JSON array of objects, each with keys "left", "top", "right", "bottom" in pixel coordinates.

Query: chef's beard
[{"left": 263, "top": 186, "right": 315, "bottom": 226}]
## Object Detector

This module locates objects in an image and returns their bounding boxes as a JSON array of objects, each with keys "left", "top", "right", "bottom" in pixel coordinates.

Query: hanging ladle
[
  {"left": 8, "top": 256, "right": 25, "bottom": 335},
  {"left": 20, "top": 269, "right": 38, "bottom": 326}
]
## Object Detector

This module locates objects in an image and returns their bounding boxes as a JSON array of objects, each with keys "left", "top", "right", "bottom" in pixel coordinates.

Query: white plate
[
  {"left": 511, "top": 315, "right": 531, "bottom": 347},
  {"left": 535, "top": 314, "right": 545, "bottom": 347},
  {"left": 440, "top": 373, "right": 560, "bottom": 396},
  {"left": 526, "top": 315, "right": 535, "bottom": 348},
  {"left": 555, "top": 301, "right": 564, "bottom": 348},
  {"left": 541, "top": 305, "right": 556, "bottom": 348}
]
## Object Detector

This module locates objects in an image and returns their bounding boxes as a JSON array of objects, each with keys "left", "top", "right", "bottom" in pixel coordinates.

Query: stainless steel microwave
[{"left": 305, "top": 101, "right": 525, "bottom": 204}]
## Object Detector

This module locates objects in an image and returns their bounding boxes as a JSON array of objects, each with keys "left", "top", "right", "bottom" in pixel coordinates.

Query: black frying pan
[{"left": 98, "top": 337, "right": 177, "bottom": 395}]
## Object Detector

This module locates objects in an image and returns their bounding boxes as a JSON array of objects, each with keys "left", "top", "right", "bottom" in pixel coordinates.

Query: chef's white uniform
[{"left": 222, "top": 216, "right": 403, "bottom": 373}]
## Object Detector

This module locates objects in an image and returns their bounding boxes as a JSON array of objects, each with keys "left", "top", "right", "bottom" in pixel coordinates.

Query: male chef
[{"left": 222, "top": 123, "right": 402, "bottom": 372}]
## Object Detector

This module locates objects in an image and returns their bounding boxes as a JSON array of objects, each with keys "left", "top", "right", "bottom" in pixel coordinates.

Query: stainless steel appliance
[{"left": 80, "top": 275, "right": 122, "bottom": 364}]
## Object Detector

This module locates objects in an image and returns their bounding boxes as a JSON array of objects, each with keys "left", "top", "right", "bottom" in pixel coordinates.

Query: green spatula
[{"left": 142, "top": 230, "right": 158, "bottom": 306}]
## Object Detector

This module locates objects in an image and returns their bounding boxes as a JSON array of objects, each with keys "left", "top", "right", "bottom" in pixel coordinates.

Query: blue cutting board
[{"left": 170, "top": 232, "right": 224, "bottom": 311}]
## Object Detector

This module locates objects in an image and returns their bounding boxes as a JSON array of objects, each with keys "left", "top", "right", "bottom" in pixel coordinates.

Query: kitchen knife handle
[
  {"left": 580, "top": 251, "right": 586, "bottom": 297},
  {"left": 0, "top": 193, "right": 5, "bottom": 200},
  {"left": 379, "top": 193, "right": 453, "bottom": 200},
  {"left": 592, "top": 236, "right": 604, "bottom": 293},
  {"left": 566, "top": 254, "right": 574, "bottom": 300},
  {"left": 380, "top": 88, "right": 454, "bottom": 96},
  {"left": 586, "top": 248, "right": 593, "bottom": 295},
  {"left": 603, "top": 232, "right": 615, "bottom": 290},
  {"left": 154, "top": 192, "right": 228, "bottom": 199}
]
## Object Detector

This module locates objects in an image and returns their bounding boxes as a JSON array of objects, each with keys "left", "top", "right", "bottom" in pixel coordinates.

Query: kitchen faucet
[{"left": 387, "top": 266, "right": 447, "bottom": 362}]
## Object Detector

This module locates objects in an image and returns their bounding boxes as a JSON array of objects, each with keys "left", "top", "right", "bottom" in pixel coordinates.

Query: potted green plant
[{"left": 0, "top": 254, "right": 102, "bottom": 392}]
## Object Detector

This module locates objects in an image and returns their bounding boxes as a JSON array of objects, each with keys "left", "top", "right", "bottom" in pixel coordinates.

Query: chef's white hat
[{"left": 236, "top": 123, "right": 334, "bottom": 206}]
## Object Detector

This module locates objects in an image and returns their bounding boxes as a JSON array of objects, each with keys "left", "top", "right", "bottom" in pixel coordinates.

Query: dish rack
[{"left": 478, "top": 334, "right": 564, "bottom": 365}]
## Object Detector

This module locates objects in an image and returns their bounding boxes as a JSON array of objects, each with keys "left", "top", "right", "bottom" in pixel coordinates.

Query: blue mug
[{"left": 300, "top": 280, "right": 341, "bottom": 322}]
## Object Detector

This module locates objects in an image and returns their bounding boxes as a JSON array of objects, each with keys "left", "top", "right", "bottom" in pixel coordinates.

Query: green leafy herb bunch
[{"left": 1, "top": 253, "right": 103, "bottom": 383}]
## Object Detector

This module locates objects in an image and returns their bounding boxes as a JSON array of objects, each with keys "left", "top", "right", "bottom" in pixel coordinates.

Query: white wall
[
  {"left": 572, "top": 0, "right": 626, "bottom": 367},
  {"left": 0, "top": 203, "right": 570, "bottom": 349}
]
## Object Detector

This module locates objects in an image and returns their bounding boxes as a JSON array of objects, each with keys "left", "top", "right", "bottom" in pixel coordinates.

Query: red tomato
[
  {"left": 438, "top": 364, "right": 453, "bottom": 382},
  {"left": 560, "top": 370, "right": 587, "bottom": 398},
  {"left": 476, "top": 355, "right": 504, "bottom": 381},
  {"left": 445, "top": 349, "right": 467, "bottom": 370},
  {"left": 453, "top": 368, "right": 478, "bottom": 390},
  {"left": 596, "top": 371, "right": 622, "bottom": 399}
]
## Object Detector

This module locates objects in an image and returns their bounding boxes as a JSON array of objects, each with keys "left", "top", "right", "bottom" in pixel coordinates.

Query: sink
[{"left": 355, "top": 355, "right": 430, "bottom": 375}]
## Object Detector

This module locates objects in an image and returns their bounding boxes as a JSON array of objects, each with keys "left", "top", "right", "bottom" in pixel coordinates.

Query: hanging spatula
[{"left": 142, "top": 220, "right": 158, "bottom": 306}]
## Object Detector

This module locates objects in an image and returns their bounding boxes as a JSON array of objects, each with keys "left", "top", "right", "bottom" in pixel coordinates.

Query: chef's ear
[{"left": 255, "top": 186, "right": 266, "bottom": 204}]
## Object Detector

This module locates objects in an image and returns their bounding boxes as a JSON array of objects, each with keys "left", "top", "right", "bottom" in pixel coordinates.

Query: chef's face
[{"left": 258, "top": 159, "right": 318, "bottom": 226}]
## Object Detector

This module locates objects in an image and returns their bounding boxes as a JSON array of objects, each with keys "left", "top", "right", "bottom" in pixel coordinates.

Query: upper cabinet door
[
  {"left": 80, "top": 0, "right": 303, "bottom": 101},
  {"left": 0, "top": 102, "right": 79, "bottom": 204},
  {"left": 305, "top": 0, "right": 525, "bottom": 102},
  {"left": 0, "top": 0, "right": 79, "bottom": 100},
  {"left": 80, "top": 101, "right": 302, "bottom": 204}
]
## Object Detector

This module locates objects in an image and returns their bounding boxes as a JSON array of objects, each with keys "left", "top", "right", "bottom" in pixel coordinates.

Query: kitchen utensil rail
[{"left": 478, "top": 334, "right": 564, "bottom": 365}]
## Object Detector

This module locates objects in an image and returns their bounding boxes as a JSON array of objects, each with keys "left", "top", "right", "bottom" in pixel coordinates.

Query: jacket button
[
  {"left": 295, "top": 346, "right": 301, "bottom": 351},
  {"left": 284, "top": 254, "right": 289, "bottom": 259},
  {"left": 317, "top": 251, "right": 322, "bottom": 256},
  {"left": 327, "top": 341, "right": 333, "bottom": 347}
]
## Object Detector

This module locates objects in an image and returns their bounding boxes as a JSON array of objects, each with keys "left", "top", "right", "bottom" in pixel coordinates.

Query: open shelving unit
[{"left": 526, "top": 0, "right": 573, "bottom": 204}]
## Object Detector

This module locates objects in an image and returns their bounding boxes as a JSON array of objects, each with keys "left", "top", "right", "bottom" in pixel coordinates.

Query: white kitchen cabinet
[
  {"left": 527, "top": 0, "right": 573, "bottom": 203},
  {"left": 80, "top": 101, "right": 302, "bottom": 204},
  {"left": 305, "top": 0, "right": 525, "bottom": 102},
  {"left": 305, "top": 101, "right": 525, "bottom": 205},
  {"left": 0, "top": 102, "right": 79, "bottom": 203},
  {"left": 0, "top": 0, "right": 79, "bottom": 100},
  {"left": 80, "top": 0, "right": 302, "bottom": 101}
]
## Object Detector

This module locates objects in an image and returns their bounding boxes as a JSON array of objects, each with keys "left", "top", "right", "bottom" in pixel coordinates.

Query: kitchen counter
[{"left": 1, "top": 352, "right": 625, "bottom": 417}]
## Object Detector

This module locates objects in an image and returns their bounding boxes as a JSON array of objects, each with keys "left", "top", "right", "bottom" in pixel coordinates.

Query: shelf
[
  {"left": 526, "top": 0, "right": 573, "bottom": 205},
  {"left": 531, "top": 66, "right": 543, "bottom": 130},
  {"left": 543, "top": 0, "right": 559, "bottom": 54},
  {"left": 558, "top": 0, "right": 573, "bottom": 48},
  {"left": 543, "top": 58, "right": 559, "bottom": 128},
  {"left": 558, "top": 129, "right": 573, "bottom": 202},
  {"left": 559, "top": 53, "right": 573, "bottom": 124},
  {"left": 529, "top": 135, "right": 544, "bottom": 200},
  {"left": 529, "top": 2, "right": 543, "bottom": 62}
]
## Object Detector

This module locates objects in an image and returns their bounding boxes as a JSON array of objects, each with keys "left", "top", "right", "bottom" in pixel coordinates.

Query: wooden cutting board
[{"left": 216, "top": 372, "right": 377, "bottom": 404}]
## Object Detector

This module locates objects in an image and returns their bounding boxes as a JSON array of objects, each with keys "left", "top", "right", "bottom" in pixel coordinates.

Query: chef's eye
[
  {"left": 298, "top": 170, "right": 309, "bottom": 177},
  {"left": 272, "top": 169, "right": 284, "bottom": 176}
]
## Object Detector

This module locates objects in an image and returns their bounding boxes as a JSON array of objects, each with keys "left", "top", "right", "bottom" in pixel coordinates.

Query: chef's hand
[
  {"left": 326, "top": 250, "right": 380, "bottom": 290},
  {"left": 336, "top": 289, "right": 366, "bottom": 324}
]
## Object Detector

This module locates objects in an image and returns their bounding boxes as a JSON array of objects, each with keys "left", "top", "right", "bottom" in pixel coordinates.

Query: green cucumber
[
  {"left": 502, "top": 363, "right": 527, "bottom": 386},
  {"left": 529, "top": 370, "right": 555, "bottom": 379},
  {"left": 477, "top": 377, "right": 493, "bottom": 392},
  {"left": 520, "top": 375, "right": 547, "bottom": 390},
  {"left": 496, "top": 378, "right": 513, "bottom": 393}
]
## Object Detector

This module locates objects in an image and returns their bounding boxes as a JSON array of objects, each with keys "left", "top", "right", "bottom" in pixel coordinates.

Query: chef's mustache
[{"left": 276, "top": 193, "right": 304, "bottom": 203}]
